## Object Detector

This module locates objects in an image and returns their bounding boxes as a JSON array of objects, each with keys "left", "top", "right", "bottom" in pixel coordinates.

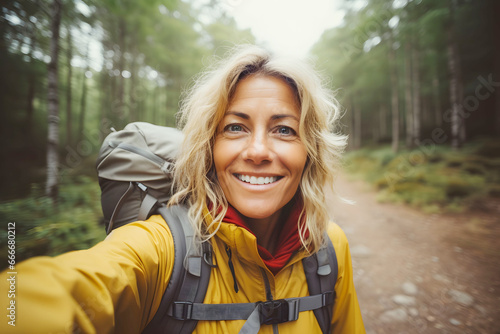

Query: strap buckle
[
  {"left": 258, "top": 299, "right": 299, "bottom": 325},
  {"left": 171, "top": 301, "right": 193, "bottom": 320},
  {"left": 322, "top": 291, "right": 335, "bottom": 306}
]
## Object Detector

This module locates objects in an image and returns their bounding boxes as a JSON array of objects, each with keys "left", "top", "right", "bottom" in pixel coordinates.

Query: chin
[{"left": 234, "top": 203, "right": 283, "bottom": 220}]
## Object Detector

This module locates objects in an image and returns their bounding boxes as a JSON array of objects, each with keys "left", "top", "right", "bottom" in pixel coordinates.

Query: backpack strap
[
  {"left": 143, "top": 211, "right": 337, "bottom": 334},
  {"left": 166, "top": 292, "right": 335, "bottom": 333},
  {"left": 142, "top": 204, "right": 214, "bottom": 334},
  {"left": 136, "top": 183, "right": 158, "bottom": 221},
  {"left": 163, "top": 233, "right": 337, "bottom": 334},
  {"left": 302, "top": 232, "right": 338, "bottom": 333}
]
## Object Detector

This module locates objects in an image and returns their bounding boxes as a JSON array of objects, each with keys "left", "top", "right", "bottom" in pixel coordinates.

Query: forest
[
  {"left": 311, "top": 0, "right": 500, "bottom": 213},
  {"left": 0, "top": 0, "right": 499, "bottom": 261}
]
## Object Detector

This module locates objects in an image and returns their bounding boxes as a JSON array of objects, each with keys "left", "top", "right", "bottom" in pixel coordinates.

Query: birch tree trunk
[
  {"left": 26, "top": 31, "right": 36, "bottom": 140},
  {"left": 65, "top": 26, "right": 73, "bottom": 146},
  {"left": 78, "top": 44, "right": 90, "bottom": 144},
  {"left": 405, "top": 43, "right": 413, "bottom": 148},
  {"left": 46, "top": 0, "right": 62, "bottom": 202},
  {"left": 447, "top": 0, "right": 464, "bottom": 150},
  {"left": 412, "top": 47, "right": 421, "bottom": 146},
  {"left": 116, "top": 18, "right": 126, "bottom": 125},
  {"left": 129, "top": 43, "right": 138, "bottom": 122},
  {"left": 390, "top": 45, "right": 400, "bottom": 152}
]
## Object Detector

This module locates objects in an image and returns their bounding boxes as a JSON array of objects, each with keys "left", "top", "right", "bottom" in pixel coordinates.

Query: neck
[{"left": 243, "top": 209, "right": 284, "bottom": 254}]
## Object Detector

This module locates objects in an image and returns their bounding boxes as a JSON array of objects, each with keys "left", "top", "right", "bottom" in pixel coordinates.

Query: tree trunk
[
  {"left": 412, "top": 47, "right": 421, "bottom": 146},
  {"left": 422, "top": 97, "right": 430, "bottom": 130},
  {"left": 26, "top": 32, "right": 36, "bottom": 141},
  {"left": 432, "top": 75, "right": 442, "bottom": 127},
  {"left": 46, "top": 0, "right": 62, "bottom": 202},
  {"left": 379, "top": 105, "right": 387, "bottom": 141},
  {"left": 78, "top": 44, "right": 90, "bottom": 143},
  {"left": 447, "top": 0, "right": 464, "bottom": 150},
  {"left": 116, "top": 18, "right": 126, "bottom": 126},
  {"left": 373, "top": 110, "right": 379, "bottom": 143},
  {"left": 353, "top": 103, "right": 362, "bottom": 149},
  {"left": 390, "top": 45, "right": 400, "bottom": 152},
  {"left": 65, "top": 26, "right": 73, "bottom": 146},
  {"left": 495, "top": 0, "right": 500, "bottom": 135},
  {"left": 404, "top": 43, "right": 413, "bottom": 148},
  {"left": 345, "top": 99, "right": 354, "bottom": 151},
  {"left": 129, "top": 45, "right": 138, "bottom": 122}
]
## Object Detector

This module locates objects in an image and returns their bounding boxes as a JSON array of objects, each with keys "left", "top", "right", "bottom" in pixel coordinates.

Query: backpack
[{"left": 96, "top": 122, "right": 339, "bottom": 334}]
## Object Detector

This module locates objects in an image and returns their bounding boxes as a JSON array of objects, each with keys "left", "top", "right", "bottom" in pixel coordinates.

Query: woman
[{"left": 0, "top": 45, "right": 365, "bottom": 333}]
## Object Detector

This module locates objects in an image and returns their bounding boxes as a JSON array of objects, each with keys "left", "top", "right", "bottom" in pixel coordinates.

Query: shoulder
[
  {"left": 103, "top": 214, "right": 174, "bottom": 262},
  {"left": 107, "top": 214, "right": 172, "bottom": 240},
  {"left": 324, "top": 222, "right": 351, "bottom": 275},
  {"left": 325, "top": 222, "right": 349, "bottom": 252}
]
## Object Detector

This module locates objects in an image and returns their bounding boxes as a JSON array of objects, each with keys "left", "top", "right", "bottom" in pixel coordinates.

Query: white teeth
[{"left": 237, "top": 174, "right": 279, "bottom": 185}]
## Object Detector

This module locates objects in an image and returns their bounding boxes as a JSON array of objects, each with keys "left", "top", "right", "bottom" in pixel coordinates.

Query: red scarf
[{"left": 222, "top": 197, "right": 306, "bottom": 275}]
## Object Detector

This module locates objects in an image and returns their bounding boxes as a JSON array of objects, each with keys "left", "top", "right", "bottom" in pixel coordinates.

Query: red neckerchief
[{"left": 222, "top": 197, "right": 307, "bottom": 275}]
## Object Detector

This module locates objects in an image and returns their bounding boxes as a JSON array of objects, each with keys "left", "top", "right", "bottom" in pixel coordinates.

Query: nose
[{"left": 242, "top": 131, "right": 273, "bottom": 164}]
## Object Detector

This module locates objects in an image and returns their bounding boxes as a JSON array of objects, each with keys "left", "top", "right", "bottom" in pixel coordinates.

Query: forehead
[{"left": 228, "top": 75, "right": 300, "bottom": 112}]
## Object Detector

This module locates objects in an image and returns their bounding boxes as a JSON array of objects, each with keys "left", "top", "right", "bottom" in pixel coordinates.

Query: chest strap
[{"left": 167, "top": 291, "right": 335, "bottom": 333}]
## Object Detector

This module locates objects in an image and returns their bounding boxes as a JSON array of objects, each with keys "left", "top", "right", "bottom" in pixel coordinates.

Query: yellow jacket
[{"left": 1, "top": 213, "right": 365, "bottom": 334}]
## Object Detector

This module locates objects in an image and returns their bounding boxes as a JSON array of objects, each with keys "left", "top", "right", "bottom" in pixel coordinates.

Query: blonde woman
[{"left": 0, "top": 45, "right": 365, "bottom": 333}]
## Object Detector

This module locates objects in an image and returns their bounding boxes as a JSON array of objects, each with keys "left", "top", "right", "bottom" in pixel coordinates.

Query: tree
[
  {"left": 446, "top": 0, "right": 464, "bottom": 150},
  {"left": 389, "top": 38, "right": 399, "bottom": 152},
  {"left": 65, "top": 24, "right": 73, "bottom": 146},
  {"left": 46, "top": 0, "right": 63, "bottom": 202}
]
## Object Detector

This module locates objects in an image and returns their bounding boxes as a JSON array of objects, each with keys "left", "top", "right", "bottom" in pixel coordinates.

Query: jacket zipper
[
  {"left": 226, "top": 246, "right": 239, "bottom": 293},
  {"left": 260, "top": 268, "right": 279, "bottom": 334}
]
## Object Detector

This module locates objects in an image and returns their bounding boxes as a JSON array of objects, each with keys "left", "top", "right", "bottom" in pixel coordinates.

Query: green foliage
[
  {"left": 344, "top": 140, "right": 499, "bottom": 213},
  {"left": 0, "top": 176, "right": 105, "bottom": 270}
]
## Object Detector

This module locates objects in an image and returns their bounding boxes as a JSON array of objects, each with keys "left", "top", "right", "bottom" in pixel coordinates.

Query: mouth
[{"left": 234, "top": 174, "right": 283, "bottom": 185}]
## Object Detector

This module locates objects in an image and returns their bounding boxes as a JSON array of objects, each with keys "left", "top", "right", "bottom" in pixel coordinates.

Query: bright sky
[{"left": 224, "top": 0, "right": 344, "bottom": 58}]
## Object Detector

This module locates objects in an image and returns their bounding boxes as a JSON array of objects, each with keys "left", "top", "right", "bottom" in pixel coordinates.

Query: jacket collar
[{"left": 203, "top": 200, "right": 308, "bottom": 274}]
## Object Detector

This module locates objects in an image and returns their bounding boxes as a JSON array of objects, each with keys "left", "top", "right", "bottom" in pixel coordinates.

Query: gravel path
[{"left": 328, "top": 174, "right": 500, "bottom": 334}]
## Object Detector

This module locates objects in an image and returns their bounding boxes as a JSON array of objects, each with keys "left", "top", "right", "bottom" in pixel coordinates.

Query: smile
[{"left": 235, "top": 174, "right": 282, "bottom": 185}]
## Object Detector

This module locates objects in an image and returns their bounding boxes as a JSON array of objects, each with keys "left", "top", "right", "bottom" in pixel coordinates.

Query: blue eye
[
  {"left": 279, "top": 127, "right": 290, "bottom": 134},
  {"left": 225, "top": 124, "right": 243, "bottom": 132},
  {"left": 277, "top": 126, "right": 294, "bottom": 135}
]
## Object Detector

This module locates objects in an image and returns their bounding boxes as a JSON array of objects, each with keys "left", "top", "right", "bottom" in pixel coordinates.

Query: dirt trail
[{"left": 328, "top": 174, "right": 500, "bottom": 334}]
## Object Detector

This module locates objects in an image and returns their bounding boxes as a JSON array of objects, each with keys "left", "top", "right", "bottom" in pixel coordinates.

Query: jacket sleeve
[
  {"left": 0, "top": 215, "right": 174, "bottom": 334},
  {"left": 328, "top": 223, "right": 366, "bottom": 334}
]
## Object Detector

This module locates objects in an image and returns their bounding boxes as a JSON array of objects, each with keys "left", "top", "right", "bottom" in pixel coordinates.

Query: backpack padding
[
  {"left": 302, "top": 235, "right": 338, "bottom": 334},
  {"left": 100, "top": 180, "right": 144, "bottom": 233},
  {"left": 142, "top": 205, "right": 213, "bottom": 334}
]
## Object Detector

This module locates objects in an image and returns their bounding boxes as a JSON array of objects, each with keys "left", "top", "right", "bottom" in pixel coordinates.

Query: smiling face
[{"left": 213, "top": 74, "right": 308, "bottom": 222}]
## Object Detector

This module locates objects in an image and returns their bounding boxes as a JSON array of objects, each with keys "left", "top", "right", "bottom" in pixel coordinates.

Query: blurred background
[{"left": 0, "top": 0, "right": 499, "bottom": 332}]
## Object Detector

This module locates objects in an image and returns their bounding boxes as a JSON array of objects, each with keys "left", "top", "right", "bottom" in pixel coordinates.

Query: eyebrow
[
  {"left": 225, "top": 111, "right": 249, "bottom": 119},
  {"left": 225, "top": 111, "right": 299, "bottom": 121}
]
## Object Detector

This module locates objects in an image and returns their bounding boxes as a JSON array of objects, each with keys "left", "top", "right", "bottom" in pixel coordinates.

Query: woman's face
[{"left": 213, "top": 74, "right": 307, "bottom": 220}]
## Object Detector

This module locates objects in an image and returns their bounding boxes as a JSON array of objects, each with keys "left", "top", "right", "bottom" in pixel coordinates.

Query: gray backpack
[{"left": 96, "top": 122, "right": 338, "bottom": 334}]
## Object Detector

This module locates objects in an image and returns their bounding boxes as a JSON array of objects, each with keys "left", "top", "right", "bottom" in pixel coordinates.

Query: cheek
[
  {"left": 283, "top": 144, "right": 308, "bottom": 178},
  {"left": 213, "top": 138, "right": 239, "bottom": 177},
  {"left": 213, "top": 139, "right": 227, "bottom": 177}
]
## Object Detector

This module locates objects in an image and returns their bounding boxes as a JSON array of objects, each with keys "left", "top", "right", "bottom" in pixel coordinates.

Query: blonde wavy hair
[{"left": 170, "top": 45, "right": 346, "bottom": 254}]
